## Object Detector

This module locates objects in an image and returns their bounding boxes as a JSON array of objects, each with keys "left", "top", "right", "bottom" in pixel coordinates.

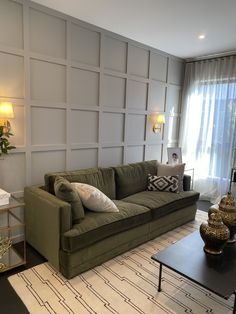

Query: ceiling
[{"left": 32, "top": 0, "right": 236, "bottom": 59}]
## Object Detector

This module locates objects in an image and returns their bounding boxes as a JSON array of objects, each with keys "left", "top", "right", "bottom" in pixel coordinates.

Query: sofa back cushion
[
  {"left": 45, "top": 167, "right": 116, "bottom": 200},
  {"left": 113, "top": 160, "right": 157, "bottom": 199}
]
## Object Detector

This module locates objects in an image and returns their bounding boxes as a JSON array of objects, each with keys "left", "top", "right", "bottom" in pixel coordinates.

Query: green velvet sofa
[{"left": 25, "top": 160, "right": 199, "bottom": 279}]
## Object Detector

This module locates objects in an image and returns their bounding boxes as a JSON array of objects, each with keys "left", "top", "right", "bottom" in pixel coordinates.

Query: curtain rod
[{"left": 186, "top": 51, "right": 236, "bottom": 63}]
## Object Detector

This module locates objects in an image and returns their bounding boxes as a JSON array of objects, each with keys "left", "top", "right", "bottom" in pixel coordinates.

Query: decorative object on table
[
  {"left": 167, "top": 147, "right": 182, "bottom": 164},
  {"left": 0, "top": 236, "right": 12, "bottom": 270},
  {"left": 200, "top": 211, "right": 230, "bottom": 255},
  {"left": 0, "top": 236, "right": 12, "bottom": 259},
  {"left": 0, "top": 102, "right": 16, "bottom": 156},
  {"left": 209, "top": 191, "right": 236, "bottom": 244},
  {"left": 0, "top": 197, "right": 26, "bottom": 273},
  {"left": 0, "top": 238, "right": 12, "bottom": 271},
  {"left": 0, "top": 188, "right": 10, "bottom": 206}
]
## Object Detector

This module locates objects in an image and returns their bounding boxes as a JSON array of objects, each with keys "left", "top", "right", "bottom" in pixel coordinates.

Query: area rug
[{"left": 8, "top": 210, "right": 234, "bottom": 314}]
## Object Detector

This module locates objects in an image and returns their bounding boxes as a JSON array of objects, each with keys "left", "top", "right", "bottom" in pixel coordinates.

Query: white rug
[{"left": 8, "top": 210, "right": 234, "bottom": 314}]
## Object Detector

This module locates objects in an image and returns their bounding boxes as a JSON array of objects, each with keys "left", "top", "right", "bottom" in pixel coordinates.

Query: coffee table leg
[
  {"left": 233, "top": 292, "right": 236, "bottom": 314},
  {"left": 158, "top": 263, "right": 162, "bottom": 292}
]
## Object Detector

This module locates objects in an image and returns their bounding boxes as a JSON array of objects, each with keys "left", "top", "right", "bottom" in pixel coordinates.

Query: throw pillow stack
[
  {"left": 147, "top": 162, "right": 185, "bottom": 193},
  {"left": 54, "top": 176, "right": 118, "bottom": 224}
]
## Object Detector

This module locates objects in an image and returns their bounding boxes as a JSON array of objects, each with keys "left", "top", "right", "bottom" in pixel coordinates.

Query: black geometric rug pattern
[
  {"left": 8, "top": 211, "right": 234, "bottom": 314},
  {"left": 147, "top": 174, "right": 179, "bottom": 192}
]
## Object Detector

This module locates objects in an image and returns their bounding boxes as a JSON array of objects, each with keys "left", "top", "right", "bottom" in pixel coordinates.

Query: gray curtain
[{"left": 180, "top": 56, "right": 236, "bottom": 202}]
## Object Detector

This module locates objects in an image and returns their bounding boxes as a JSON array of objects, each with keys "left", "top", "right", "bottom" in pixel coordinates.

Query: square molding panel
[
  {"left": 71, "top": 23, "right": 100, "bottom": 66},
  {"left": 0, "top": 1, "right": 23, "bottom": 49},
  {"left": 101, "top": 112, "right": 124, "bottom": 143},
  {"left": 100, "top": 147, "right": 123, "bottom": 167},
  {"left": 149, "top": 81, "right": 166, "bottom": 111},
  {"left": 103, "top": 74, "right": 125, "bottom": 108},
  {"left": 128, "top": 45, "right": 149, "bottom": 78},
  {"left": 103, "top": 36, "right": 127, "bottom": 73},
  {"left": 70, "top": 148, "right": 98, "bottom": 170},
  {"left": 29, "top": 8, "right": 66, "bottom": 59},
  {"left": 70, "top": 67, "right": 99, "bottom": 107},
  {"left": 70, "top": 110, "right": 98, "bottom": 144},
  {"left": 168, "top": 59, "right": 184, "bottom": 85},
  {"left": 126, "top": 114, "right": 146, "bottom": 142},
  {"left": 0, "top": 52, "right": 24, "bottom": 98},
  {"left": 127, "top": 80, "right": 147, "bottom": 110},
  {"left": 31, "top": 151, "right": 66, "bottom": 185},
  {"left": 145, "top": 144, "right": 162, "bottom": 161},
  {"left": 126, "top": 146, "right": 144, "bottom": 163},
  {"left": 30, "top": 59, "right": 66, "bottom": 102},
  {"left": 150, "top": 53, "right": 168, "bottom": 82},
  {"left": 31, "top": 107, "right": 66, "bottom": 145}
]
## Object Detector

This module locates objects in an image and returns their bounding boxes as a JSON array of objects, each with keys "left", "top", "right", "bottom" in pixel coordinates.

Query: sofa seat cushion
[
  {"left": 62, "top": 201, "right": 151, "bottom": 252},
  {"left": 122, "top": 190, "right": 200, "bottom": 220}
]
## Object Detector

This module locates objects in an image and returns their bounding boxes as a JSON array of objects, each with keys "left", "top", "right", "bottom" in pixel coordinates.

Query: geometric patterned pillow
[{"left": 147, "top": 174, "right": 179, "bottom": 193}]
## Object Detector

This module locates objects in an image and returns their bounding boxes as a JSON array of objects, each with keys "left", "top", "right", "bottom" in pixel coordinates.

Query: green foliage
[{"left": 0, "top": 126, "right": 15, "bottom": 156}]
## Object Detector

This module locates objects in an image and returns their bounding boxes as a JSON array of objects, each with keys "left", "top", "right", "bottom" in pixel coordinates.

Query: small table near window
[{"left": 0, "top": 197, "right": 26, "bottom": 272}]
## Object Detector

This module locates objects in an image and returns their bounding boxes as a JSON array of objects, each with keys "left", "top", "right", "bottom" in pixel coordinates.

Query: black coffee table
[{"left": 151, "top": 231, "right": 236, "bottom": 314}]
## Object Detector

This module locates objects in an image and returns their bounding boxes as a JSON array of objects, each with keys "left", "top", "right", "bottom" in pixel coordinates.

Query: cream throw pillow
[
  {"left": 71, "top": 182, "right": 119, "bottom": 213},
  {"left": 157, "top": 162, "right": 185, "bottom": 192}
]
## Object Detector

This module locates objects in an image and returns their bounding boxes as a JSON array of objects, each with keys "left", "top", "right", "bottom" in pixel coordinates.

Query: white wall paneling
[
  {"left": 70, "top": 148, "right": 98, "bottom": 170},
  {"left": 0, "top": 0, "right": 184, "bottom": 194},
  {"left": 127, "top": 80, "right": 147, "bottom": 110},
  {"left": 0, "top": 0, "right": 23, "bottom": 49},
  {"left": 102, "top": 74, "right": 125, "bottom": 108},
  {"left": 100, "top": 146, "right": 123, "bottom": 167},
  {"left": 0, "top": 52, "right": 24, "bottom": 98},
  {"left": 30, "top": 59, "right": 66, "bottom": 102},
  {"left": 31, "top": 150, "right": 66, "bottom": 185},
  {"left": 101, "top": 112, "right": 124, "bottom": 144},
  {"left": 145, "top": 144, "right": 163, "bottom": 162},
  {"left": 29, "top": 8, "right": 66, "bottom": 59},
  {"left": 126, "top": 145, "right": 144, "bottom": 164},
  {"left": 70, "top": 110, "right": 98, "bottom": 144},
  {"left": 71, "top": 23, "right": 100, "bottom": 67},
  {"left": 103, "top": 36, "right": 127, "bottom": 73},
  {"left": 70, "top": 67, "right": 99, "bottom": 107}
]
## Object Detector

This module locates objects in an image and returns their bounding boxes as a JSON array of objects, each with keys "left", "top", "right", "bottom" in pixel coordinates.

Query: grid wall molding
[{"left": 0, "top": 0, "right": 184, "bottom": 195}]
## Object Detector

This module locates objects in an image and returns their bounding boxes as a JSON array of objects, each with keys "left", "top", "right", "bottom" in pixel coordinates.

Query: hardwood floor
[
  {"left": 0, "top": 244, "right": 46, "bottom": 314},
  {"left": 197, "top": 200, "right": 211, "bottom": 212}
]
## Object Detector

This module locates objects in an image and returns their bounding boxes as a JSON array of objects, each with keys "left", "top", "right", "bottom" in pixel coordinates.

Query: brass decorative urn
[
  {"left": 209, "top": 192, "right": 236, "bottom": 244},
  {"left": 200, "top": 212, "right": 230, "bottom": 255}
]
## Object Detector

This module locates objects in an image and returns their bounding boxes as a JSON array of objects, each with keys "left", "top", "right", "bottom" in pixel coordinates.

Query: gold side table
[{"left": 0, "top": 197, "right": 26, "bottom": 272}]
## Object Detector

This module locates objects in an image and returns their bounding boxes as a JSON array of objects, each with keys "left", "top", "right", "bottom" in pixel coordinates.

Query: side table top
[{"left": 0, "top": 197, "right": 24, "bottom": 212}]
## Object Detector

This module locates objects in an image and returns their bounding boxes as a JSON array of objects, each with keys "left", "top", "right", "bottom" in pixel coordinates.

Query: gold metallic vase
[
  {"left": 209, "top": 192, "right": 236, "bottom": 244},
  {"left": 200, "top": 212, "right": 230, "bottom": 255}
]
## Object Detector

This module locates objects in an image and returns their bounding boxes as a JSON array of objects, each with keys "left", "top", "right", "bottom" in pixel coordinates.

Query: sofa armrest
[
  {"left": 183, "top": 175, "right": 191, "bottom": 191},
  {"left": 24, "top": 186, "right": 72, "bottom": 270}
]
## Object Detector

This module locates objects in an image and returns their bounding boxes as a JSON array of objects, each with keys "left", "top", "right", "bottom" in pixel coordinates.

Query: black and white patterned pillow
[{"left": 147, "top": 174, "right": 179, "bottom": 193}]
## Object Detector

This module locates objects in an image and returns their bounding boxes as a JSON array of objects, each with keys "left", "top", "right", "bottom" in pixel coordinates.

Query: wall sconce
[
  {"left": 153, "top": 114, "right": 165, "bottom": 133},
  {"left": 0, "top": 102, "right": 14, "bottom": 133}
]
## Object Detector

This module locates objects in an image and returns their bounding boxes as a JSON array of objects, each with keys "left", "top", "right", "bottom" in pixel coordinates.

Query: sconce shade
[
  {"left": 153, "top": 113, "right": 165, "bottom": 133},
  {"left": 0, "top": 102, "right": 14, "bottom": 119},
  {"left": 156, "top": 114, "right": 165, "bottom": 124}
]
